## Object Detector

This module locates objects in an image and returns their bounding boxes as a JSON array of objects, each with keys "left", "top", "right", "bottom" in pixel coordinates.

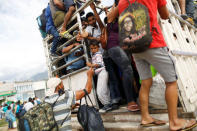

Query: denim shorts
[
  {"left": 63, "top": 0, "right": 75, "bottom": 12},
  {"left": 132, "top": 47, "right": 178, "bottom": 82}
]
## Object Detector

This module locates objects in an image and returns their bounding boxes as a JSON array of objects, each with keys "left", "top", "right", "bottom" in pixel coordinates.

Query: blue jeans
[
  {"left": 186, "top": 0, "right": 195, "bottom": 18},
  {"left": 48, "top": 26, "right": 60, "bottom": 54},
  {"left": 103, "top": 57, "right": 122, "bottom": 104},
  {"left": 108, "top": 46, "right": 136, "bottom": 103},
  {"left": 8, "top": 120, "right": 13, "bottom": 128}
]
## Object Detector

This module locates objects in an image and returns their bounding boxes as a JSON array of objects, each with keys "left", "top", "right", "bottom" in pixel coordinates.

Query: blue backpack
[{"left": 36, "top": 8, "right": 47, "bottom": 38}]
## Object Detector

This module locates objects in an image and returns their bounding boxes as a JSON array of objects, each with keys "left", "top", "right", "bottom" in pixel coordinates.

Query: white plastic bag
[{"left": 13, "top": 121, "right": 17, "bottom": 128}]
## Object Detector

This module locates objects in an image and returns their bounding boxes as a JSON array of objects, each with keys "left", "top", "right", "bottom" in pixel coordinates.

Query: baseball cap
[{"left": 46, "top": 77, "right": 61, "bottom": 96}]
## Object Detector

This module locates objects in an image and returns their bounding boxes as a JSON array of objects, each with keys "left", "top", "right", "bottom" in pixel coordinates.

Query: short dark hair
[
  {"left": 17, "top": 100, "right": 20, "bottom": 105},
  {"left": 8, "top": 106, "right": 11, "bottom": 110},
  {"left": 81, "top": 17, "right": 87, "bottom": 22},
  {"left": 86, "top": 12, "right": 94, "bottom": 20},
  {"left": 29, "top": 97, "right": 32, "bottom": 102},
  {"left": 90, "top": 40, "right": 99, "bottom": 47}
]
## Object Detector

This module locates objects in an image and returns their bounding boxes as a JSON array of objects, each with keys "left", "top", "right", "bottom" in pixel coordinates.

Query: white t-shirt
[
  {"left": 24, "top": 102, "right": 34, "bottom": 112},
  {"left": 34, "top": 100, "right": 38, "bottom": 106},
  {"left": 85, "top": 24, "right": 101, "bottom": 38}
]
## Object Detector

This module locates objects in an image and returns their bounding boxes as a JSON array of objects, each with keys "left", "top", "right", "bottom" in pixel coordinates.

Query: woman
[
  {"left": 103, "top": 1, "right": 140, "bottom": 112},
  {"left": 5, "top": 106, "right": 16, "bottom": 129}
]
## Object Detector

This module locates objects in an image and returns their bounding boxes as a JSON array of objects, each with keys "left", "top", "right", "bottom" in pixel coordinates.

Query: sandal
[
  {"left": 60, "top": 31, "right": 73, "bottom": 39},
  {"left": 127, "top": 104, "right": 140, "bottom": 112},
  {"left": 140, "top": 119, "right": 166, "bottom": 127},
  {"left": 172, "top": 120, "right": 197, "bottom": 131}
]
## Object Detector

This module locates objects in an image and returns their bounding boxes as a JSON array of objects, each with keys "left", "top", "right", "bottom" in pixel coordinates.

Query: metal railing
[{"left": 44, "top": 0, "right": 94, "bottom": 77}]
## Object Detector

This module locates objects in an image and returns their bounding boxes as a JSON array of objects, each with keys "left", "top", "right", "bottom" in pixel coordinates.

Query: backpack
[
  {"left": 37, "top": 8, "right": 47, "bottom": 31},
  {"left": 37, "top": 9, "right": 47, "bottom": 38},
  {"left": 119, "top": 0, "right": 152, "bottom": 53},
  {"left": 19, "top": 97, "right": 60, "bottom": 131}
]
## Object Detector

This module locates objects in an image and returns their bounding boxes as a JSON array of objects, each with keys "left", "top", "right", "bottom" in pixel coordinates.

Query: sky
[
  {"left": 0, "top": 0, "right": 114, "bottom": 82},
  {"left": 0, "top": 0, "right": 48, "bottom": 81}
]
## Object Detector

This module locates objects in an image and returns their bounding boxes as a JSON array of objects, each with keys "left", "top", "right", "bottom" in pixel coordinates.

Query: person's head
[
  {"left": 46, "top": 77, "right": 64, "bottom": 96},
  {"left": 17, "top": 100, "right": 20, "bottom": 105},
  {"left": 7, "top": 106, "right": 11, "bottom": 110},
  {"left": 33, "top": 98, "right": 35, "bottom": 101},
  {"left": 29, "top": 97, "right": 32, "bottom": 102},
  {"left": 89, "top": 40, "right": 100, "bottom": 54},
  {"left": 81, "top": 17, "right": 88, "bottom": 29},
  {"left": 86, "top": 12, "right": 96, "bottom": 27}
]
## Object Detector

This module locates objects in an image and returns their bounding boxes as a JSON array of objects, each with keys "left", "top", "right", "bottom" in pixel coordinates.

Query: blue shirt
[
  {"left": 45, "top": 4, "right": 55, "bottom": 33},
  {"left": 64, "top": 48, "right": 85, "bottom": 70}
]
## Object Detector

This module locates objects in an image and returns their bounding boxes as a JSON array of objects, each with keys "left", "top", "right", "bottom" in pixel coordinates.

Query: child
[{"left": 87, "top": 40, "right": 112, "bottom": 112}]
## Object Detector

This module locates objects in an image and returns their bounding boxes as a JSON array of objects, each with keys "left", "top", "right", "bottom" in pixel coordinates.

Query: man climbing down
[
  {"left": 108, "top": 0, "right": 197, "bottom": 130},
  {"left": 50, "top": 0, "right": 76, "bottom": 39},
  {"left": 45, "top": 4, "right": 61, "bottom": 58}
]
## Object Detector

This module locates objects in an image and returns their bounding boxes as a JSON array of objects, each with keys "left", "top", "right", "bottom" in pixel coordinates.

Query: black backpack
[
  {"left": 36, "top": 8, "right": 47, "bottom": 31},
  {"left": 119, "top": 0, "right": 152, "bottom": 53}
]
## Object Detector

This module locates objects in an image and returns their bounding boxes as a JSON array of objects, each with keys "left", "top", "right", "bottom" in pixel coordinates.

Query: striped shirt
[
  {"left": 92, "top": 51, "right": 105, "bottom": 74},
  {"left": 45, "top": 90, "right": 75, "bottom": 131}
]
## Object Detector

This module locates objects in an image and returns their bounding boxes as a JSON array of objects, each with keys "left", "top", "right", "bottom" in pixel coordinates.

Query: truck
[{"left": 41, "top": 0, "right": 197, "bottom": 130}]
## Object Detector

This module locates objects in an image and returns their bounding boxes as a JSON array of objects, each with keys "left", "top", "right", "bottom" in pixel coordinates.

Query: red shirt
[{"left": 118, "top": 0, "right": 167, "bottom": 48}]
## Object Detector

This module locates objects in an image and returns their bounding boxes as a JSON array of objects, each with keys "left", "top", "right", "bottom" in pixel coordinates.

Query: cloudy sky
[
  {"left": 0, "top": 0, "right": 114, "bottom": 82},
  {"left": 0, "top": 0, "right": 48, "bottom": 81}
]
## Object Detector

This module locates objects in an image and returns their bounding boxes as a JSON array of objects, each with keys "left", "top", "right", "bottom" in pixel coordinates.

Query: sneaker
[
  {"left": 181, "top": 14, "right": 194, "bottom": 25},
  {"left": 186, "top": 17, "right": 195, "bottom": 25},
  {"left": 60, "top": 31, "right": 73, "bottom": 39},
  {"left": 99, "top": 104, "right": 112, "bottom": 113},
  {"left": 112, "top": 103, "right": 119, "bottom": 110}
]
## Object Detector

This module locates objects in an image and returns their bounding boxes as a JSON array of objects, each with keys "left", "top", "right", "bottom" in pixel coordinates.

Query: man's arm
[
  {"left": 62, "top": 43, "right": 79, "bottom": 53},
  {"left": 158, "top": 5, "right": 169, "bottom": 19},
  {"left": 90, "top": 3, "right": 104, "bottom": 30},
  {"left": 79, "top": 30, "right": 100, "bottom": 42},
  {"left": 75, "top": 68, "right": 94, "bottom": 101},
  {"left": 53, "top": 0, "right": 65, "bottom": 10},
  {"left": 107, "top": 5, "right": 119, "bottom": 23}
]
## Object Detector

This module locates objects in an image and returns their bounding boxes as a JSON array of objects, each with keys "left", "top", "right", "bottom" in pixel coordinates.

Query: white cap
[{"left": 46, "top": 77, "right": 61, "bottom": 96}]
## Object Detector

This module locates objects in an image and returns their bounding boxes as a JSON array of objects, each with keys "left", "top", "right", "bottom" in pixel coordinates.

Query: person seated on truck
[
  {"left": 49, "top": 0, "right": 76, "bottom": 39},
  {"left": 78, "top": 3, "right": 104, "bottom": 50},
  {"left": 45, "top": 68, "right": 94, "bottom": 131},
  {"left": 62, "top": 40, "right": 85, "bottom": 74},
  {"left": 109, "top": 0, "right": 197, "bottom": 130},
  {"left": 87, "top": 40, "right": 112, "bottom": 112},
  {"left": 45, "top": 4, "right": 61, "bottom": 58}
]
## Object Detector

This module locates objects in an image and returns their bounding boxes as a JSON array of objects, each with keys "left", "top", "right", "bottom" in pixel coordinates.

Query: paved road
[{"left": 0, "top": 125, "right": 17, "bottom": 131}]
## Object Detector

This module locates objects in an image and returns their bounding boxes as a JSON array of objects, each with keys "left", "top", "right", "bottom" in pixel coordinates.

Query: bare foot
[{"left": 170, "top": 119, "right": 197, "bottom": 131}]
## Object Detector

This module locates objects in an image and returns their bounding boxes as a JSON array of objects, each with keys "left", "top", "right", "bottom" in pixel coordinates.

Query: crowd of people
[
  {"left": 0, "top": 97, "right": 41, "bottom": 129},
  {"left": 40, "top": 0, "right": 197, "bottom": 130}
]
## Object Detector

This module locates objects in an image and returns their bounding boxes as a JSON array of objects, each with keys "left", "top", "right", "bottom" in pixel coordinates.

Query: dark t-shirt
[{"left": 107, "top": 21, "right": 119, "bottom": 49}]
